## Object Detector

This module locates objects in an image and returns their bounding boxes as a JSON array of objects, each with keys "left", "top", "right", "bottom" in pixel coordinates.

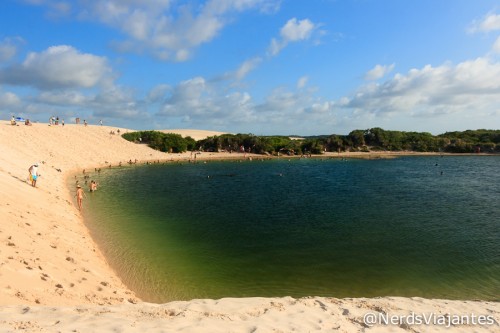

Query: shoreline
[{"left": 1, "top": 121, "right": 498, "bottom": 332}]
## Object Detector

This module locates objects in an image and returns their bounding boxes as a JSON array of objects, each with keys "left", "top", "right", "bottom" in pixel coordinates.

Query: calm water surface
[{"left": 82, "top": 156, "right": 500, "bottom": 302}]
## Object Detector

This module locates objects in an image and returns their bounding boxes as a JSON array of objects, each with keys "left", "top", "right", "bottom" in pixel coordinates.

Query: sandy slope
[
  {"left": 0, "top": 297, "right": 498, "bottom": 332},
  {"left": 0, "top": 121, "right": 498, "bottom": 332}
]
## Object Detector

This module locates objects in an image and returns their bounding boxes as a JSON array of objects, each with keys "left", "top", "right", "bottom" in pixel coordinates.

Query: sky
[{"left": 0, "top": 0, "right": 500, "bottom": 135}]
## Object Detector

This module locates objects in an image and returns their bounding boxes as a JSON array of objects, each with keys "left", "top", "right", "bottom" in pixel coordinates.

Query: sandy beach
[{"left": 0, "top": 121, "right": 498, "bottom": 332}]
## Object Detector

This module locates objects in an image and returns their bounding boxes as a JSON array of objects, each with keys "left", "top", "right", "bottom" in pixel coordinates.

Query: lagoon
[{"left": 83, "top": 156, "right": 500, "bottom": 303}]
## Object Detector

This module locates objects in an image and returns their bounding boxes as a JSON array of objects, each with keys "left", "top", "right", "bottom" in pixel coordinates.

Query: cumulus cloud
[
  {"left": 27, "top": 0, "right": 281, "bottom": 61},
  {"left": 35, "top": 90, "right": 88, "bottom": 105},
  {"left": 341, "top": 57, "right": 500, "bottom": 118},
  {"left": 0, "top": 37, "right": 25, "bottom": 62},
  {"left": 248, "top": 86, "right": 337, "bottom": 133},
  {"left": 209, "top": 56, "right": 263, "bottom": 90},
  {"left": 147, "top": 84, "right": 171, "bottom": 103},
  {"left": 234, "top": 57, "right": 262, "bottom": 80},
  {"left": 0, "top": 45, "right": 112, "bottom": 90},
  {"left": 0, "top": 42, "right": 17, "bottom": 62},
  {"left": 154, "top": 72, "right": 336, "bottom": 131},
  {"left": 157, "top": 77, "right": 216, "bottom": 117},
  {"left": 297, "top": 76, "right": 308, "bottom": 89},
  {"left": 281, "top": 18, "right": 315, "bottom": 41},
  {"left": 0, "top": 91, "right": 21, "bottom": 108},
  {"left": 22, "top": 85, "right": 146, "bottom": 121},
  {"left": 468, "top": 12, "right": 500, "bottom": 33},
  {"left": 91, "top": 86, "right": 140, "bottom": 113},
  {"left": 493, "top": 36, "right": 500, "bottom": 54},
  {"left": 157, "top": 76, "right": 267, "bottom": 126},
  {"left": 268, "top": 18, "right": 317, "bottom": 56},
  {"left": 256, "top": 86, "right": 328, "bottom": 117},
  {"left": 364, "top": 63, "right": 395, "bottom": 81}
]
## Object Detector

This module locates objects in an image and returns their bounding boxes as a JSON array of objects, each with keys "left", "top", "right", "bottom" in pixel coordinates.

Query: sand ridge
[
  {"left": 0, "top": 121, "right": 498, "bottom": 332},
  {"left": 160, "top": 129, "right": 230, "bottom": 141}
]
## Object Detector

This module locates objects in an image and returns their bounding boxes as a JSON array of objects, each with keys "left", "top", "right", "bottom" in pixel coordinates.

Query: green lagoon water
[{"left": 82, "top": 156, "right": 500, "bottom": 303}]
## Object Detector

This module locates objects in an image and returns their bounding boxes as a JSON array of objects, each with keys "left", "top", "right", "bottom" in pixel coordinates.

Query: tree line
[
  {"left": 122, "top": 128, "right": 500, "bottom": 155},
  {"left": 122, "top": 131, "right": 196, "bottom": 153}
]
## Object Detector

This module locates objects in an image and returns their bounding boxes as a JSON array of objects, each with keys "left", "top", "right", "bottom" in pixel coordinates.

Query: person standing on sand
[
  {"left": 76, "top": 185, "right": 86, "bottom": 211},
  {"left": 28, "top": 163, "right": 39, "bottom": 187}
]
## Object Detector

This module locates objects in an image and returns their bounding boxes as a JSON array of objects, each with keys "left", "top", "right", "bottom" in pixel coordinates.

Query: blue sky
[{"left": 1, "top": 0, "right": 499, "bottom": 135}]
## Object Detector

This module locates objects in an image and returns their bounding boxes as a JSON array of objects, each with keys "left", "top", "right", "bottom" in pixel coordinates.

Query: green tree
[{"left": 348, "top": 130, "right": 365, "bottom": 148}]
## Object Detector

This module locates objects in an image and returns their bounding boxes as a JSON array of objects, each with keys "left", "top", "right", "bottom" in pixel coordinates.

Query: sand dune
[
  {"left": 0, "top": 121, "right": 498, "bottom": 332},
  {"left": 160, "top": 129, "right": 230, "bottom": 141},
  {"left": 1, "top": 297, "right": 498, "bottom": 332}
]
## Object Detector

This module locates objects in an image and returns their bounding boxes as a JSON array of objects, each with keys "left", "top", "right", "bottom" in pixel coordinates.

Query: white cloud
[
  {"left": 175, "top": 49, "right": 191, "bottom": 62},
  {"left": 35, "top": 90, "right": 88, "bottom": 105},
  {"left": 0, "top": 45, "right": 112, "bottom": 90},
  {"left": 153, "top": 72, "right": 336, "bottom": 132},
  {"left": 147, "top": 84, "right": 171, "bottom": 103},
  {"left": 0, "top": 37, "right": 25, "bottom": 62},
  {"left": 0, "top": 91, "right": 21, "bottom": 107},
  {"left": 268, "top": 18, "right": 316, "bottom": 56},
  {"left": 493, "top": 36, "right": 500, "bottom": 54},
  {"left": 297, "top": 76, "right": 308, "bottom": 89},
  {"left": 364, "top": 63, "right": 395, "bottom": 81},
  {"left": 157, "top": 75, "right": 316, "bottom": 127},
  {"left": 468, "top": 13, "right": 500, "bottom": 33},
  {"left": 28, "top": 0, "right": 281, "bottom": 61},
  {"left": 90, "top": 85, "right": 148, "bottom": 119},
  {"left": 249, "top": 87, "right": 337, "bottom": 133},
  {"left": 308, "top": 101, "right": 333, "bottom": 114},
  {"left": 47, "top": 1, "right": 71, "bottom": 17},
  {"left": 24, "top": 47, "right": 498, "bottom": 135},
  {"left": 281, "top": 18, "right": 315, "bottom": 41},
  {"left": 342, "top": 57, "right": 500, "bottom": 118},
  {"left": 259, "top": 88, "right": 301, "bottom": 111},
  {"left": 268, "top": 38, "right": 282, "bottom": 56},
  {"left": 235, "top": 57, "right": 262, "bottom": 80},
  {"left": 123, "top": 9, "right": 151, "bottom": 40},
  {"left": 0, "top": 43, "right": 17, "bottom": 62},
  {"left": 203, "top": 0, "right": 280, "bottom": 14},
  {"left": 26, "top": 85, "right": 147, "bottom": 121},
  {"left": 20, "top": 0, "right": 71, "bottom": 17},
  {"left": 158, "top": 77, "right": 214, "bottom": 117},
  {"left": 214, "top": 57, "right": 262, "bottom": 86}
]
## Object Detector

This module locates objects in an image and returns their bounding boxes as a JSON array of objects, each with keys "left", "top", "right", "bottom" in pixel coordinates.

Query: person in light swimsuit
[{"left": 28, "top": 163, "right": 39, "bottom": 187}]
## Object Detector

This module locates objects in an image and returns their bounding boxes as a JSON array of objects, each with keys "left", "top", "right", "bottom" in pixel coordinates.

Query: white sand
[
  {"left": 160, "top": 129, "right": 230, "bottom": 141},
  {"left": 0, "top": 121, "right": 498, "bottom": 332}
]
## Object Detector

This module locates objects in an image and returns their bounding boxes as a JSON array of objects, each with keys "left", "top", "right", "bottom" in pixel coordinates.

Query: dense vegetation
[
  {"left": 197, "top": 134, "right": 306, "bottom": 154},
  {"left": 122, "top": 128, "right": 500, "bottom": 155},
  {"left": 122, "top": 131, "right": 196, "bottom": 153}
]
